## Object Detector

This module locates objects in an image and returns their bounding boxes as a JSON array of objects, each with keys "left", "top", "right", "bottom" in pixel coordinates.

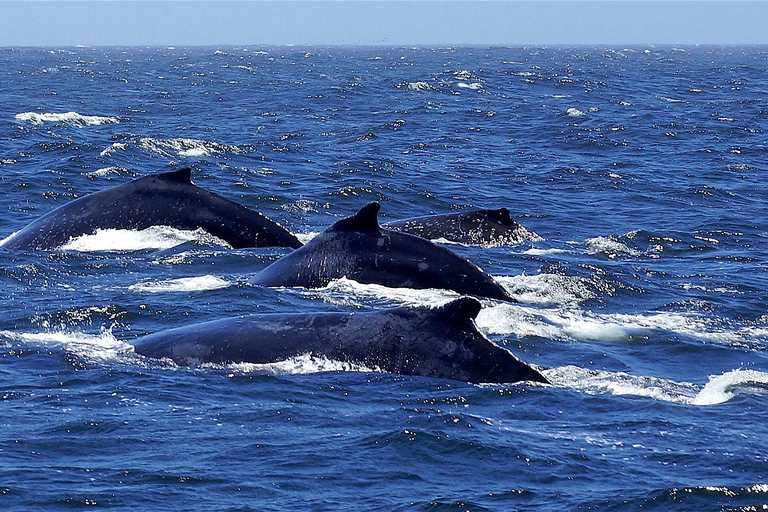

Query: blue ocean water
[{"left": 1, "top": 45, "right": 767, "bottom": 510}]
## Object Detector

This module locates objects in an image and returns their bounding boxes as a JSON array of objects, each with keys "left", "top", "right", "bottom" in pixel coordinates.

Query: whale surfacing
[
  {"left": 1, "top": 168, "right": 302, "bottom": 251},
  {"left": 133, "top": 297, "right": 547, "bottom": 384},
  {"left": 248, "top": 202, "right": 515, "bottom": 301},
  {"left": 387, "top": 208, "right": 539, "bottom": 245}
]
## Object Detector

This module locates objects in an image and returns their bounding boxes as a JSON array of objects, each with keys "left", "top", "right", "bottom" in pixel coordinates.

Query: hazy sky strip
[{"left": 1, "top": 1, "right": 767, "bottom": 46}]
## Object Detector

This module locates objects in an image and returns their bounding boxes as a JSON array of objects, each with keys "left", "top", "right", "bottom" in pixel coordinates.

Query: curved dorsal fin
[
  {"left": 155, "top": 167, "right": 193, "bottom": 184},
  {"left": 436, "top": 297, "right": 482, "bottom": 324},
  {"left": 331, "top": 202, "right": 381, "bottom": 233}
]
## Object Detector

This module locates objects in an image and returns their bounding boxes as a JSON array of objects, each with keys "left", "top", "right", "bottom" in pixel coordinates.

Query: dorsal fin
[
  {"left": 436, "top": 297, "right": 482, "bottom": 324},
  {"left": 155, "top": 167, "right": 193, "bottom": 184},
  {"left": 488, "top": 207, "right": 512, "bottom": 224},
  {"left": 331, "top": 202, "right": 382, "bottom": 233}
]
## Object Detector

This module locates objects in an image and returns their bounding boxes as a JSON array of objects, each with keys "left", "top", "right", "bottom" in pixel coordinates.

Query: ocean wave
[
  {"left": 15, "top": 111, "right": 119, "bottom": 127},
  {"left": 129, "top": 275, "right": 231, "bottom": 293},
  {"left": 0, "top": 328, "right": 132, "bottom": 362},
  {"left": 545, "top": 365, "right": 768, "bottom": 405},
  {"left": 692, "top": 369, "right": 768, "bottom": 405},
  {"left": 86, "top": 166, "right": 127, "bottom": 177},
  {"left": 585, "top": 235, "right": 644, "bottom": 258},
  {"left": 405, "top": 81, "right": 437, "bottom": 92},
  {"left": 496, "top": 274, "right": 596, "bottom": 307},
  {"left": 60, "top": 226, "right": 231, "bottom": 252},
  {"left": 138, "top": 137, "right": 246, "bottom": 158},
  {"left": 544, "top": 365, "right": 700, "bottom": 404},
  {"left": 566, "top": 107, "right": 587, "bottom": 117},
  {"left": 99, "top": 142, "right": 128, "bottom": 157},
  {"left": 479, "top": 298, "right": 768, "bottom": 349},
  {"left": 457, "top": 82, "right": 484, "bottom": 91}
]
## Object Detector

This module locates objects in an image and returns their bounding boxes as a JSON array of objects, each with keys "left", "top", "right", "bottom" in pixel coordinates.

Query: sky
[{"left": 1, "top": 1, "right": 767, "bottom": 47}]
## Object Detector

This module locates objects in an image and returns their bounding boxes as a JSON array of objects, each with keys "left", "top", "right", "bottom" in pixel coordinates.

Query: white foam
[
  {"left": 0, "top": 328, "right": 133, "bottom": 362},
  {"left": 15, "top": 111, "right": 119, "bottom": 127},
  {"left": 497, "top": 274, "right": 596, "bottom": 308},
  {"left": 477, "top": 291, "right": 768, "bottom": 350},
  {"left": 220, "top": 353, "right": 379, "bottom": 375},
  {"left": 457, "top": 82, "right": 484, "bottom": 90},
  {"left": 586, "top": 236, "right": 642, "bottom": 257},
  {"left": 302, "top": 277, "right": 459, "bottom": 309},
  {"left": 522, "top": 248, "right": 567, "bottom": 256},
  {"left": 544, "top": 365, "right": 701, "bottom": 404},
  {"left": 406, "top": 81, "right": 435, "bottom": 92},
  {"left": 60, "top": 226, "right": 231, "bottom": 252},
  {"left": 138, "top": 137, "right": 244, "bottom": 158},
  {"left": 129, "top": 275, "right": 230, "bottom": 293},
  {"left": 692, "top": 369, "right": 768, "bottom": 405},
  {"left": 566, "top": 107, "right": 587, "bottom": 117},
  {"left": 87, "top": 166, "right": 124, "bottom": 177},
  {"left": 99, "top": 142, "right": 127, "bottom": 157},
  {"left": 295, "top": 231, "right": 320, "bottom": 245}
]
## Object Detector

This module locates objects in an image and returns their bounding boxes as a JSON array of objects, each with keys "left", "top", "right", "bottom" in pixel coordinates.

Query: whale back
[
  {"left": 250, "top": 202, "right": 514, "bottom": 301},
  {"left": 386, "top": 207, "right": 537, "bottom": 245},
  {"left": 2, "top": 168, "right": 302, "bottom": 250},
  {"left": 133, "top": 297, "right": 547, "bottom": 384}
]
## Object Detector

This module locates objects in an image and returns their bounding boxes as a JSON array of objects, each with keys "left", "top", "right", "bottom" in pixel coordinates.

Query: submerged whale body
[
  {"left": 133, "top": 297, "right": 547, "bottom": 384},
  {"left": 249, "top": 202, "right": 515, "bottom": 301},
  {"left": 386, "top": 208, "right": 537, "bottom": 245},
  {"left": 1, "top": 168, "right": 302, "bottom": 250}
]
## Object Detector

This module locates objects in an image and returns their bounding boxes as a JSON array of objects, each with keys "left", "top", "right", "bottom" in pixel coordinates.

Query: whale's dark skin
[
  {"left": 248, "top": 202, "right": 515, "bottom": 302},
  {"left": 1, "top": 168, "right": 302, "bottom": 250},
  {"left": 386, "top": 208, "right": 535, "bottom": 245},
  {"left": 133, "top": 297, "right": 548, "bottom": 384}
]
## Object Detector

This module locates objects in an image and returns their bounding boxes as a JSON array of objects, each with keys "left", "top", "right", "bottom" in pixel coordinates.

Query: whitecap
[
  {"left": 129, "top": 275, "right": 231, "bottom": 293},
  {"left": 15, "top": 111, "right": 119, "bottom": 127},
  {"left": 138, "top": 137, "right": 245, "bottom": 158},
  {"left": 585, "top": 236, "right": 642, "bottom": 258},
  {"left": 566, "top": 107, "right": 587, "bottom": 117},
  {"left": 692, "top": 369, "right": 768, "bottom": 405},
  {"left": 86, "top": 166, "right": 125, "bottom": 177},
  {"left": 60, "top": 226, "right": 231, "bottom": 252},
  {"left": 543, "top": 365, "right": 700, "bottom": 404},
  {"left": 406, "top": 81, "right": 436, "bottom": 92},
  {"left": 0, "top": 328, "right": 133, "bottom": 362},
  {"left": 99, "top": 142, "right": 127, "bottom": 157},
  {"left": 495, "top": 274, "right": 596, "bottom": 308},
  {"left": 457, "top": 82, "right": 484, "bottom": 91}
]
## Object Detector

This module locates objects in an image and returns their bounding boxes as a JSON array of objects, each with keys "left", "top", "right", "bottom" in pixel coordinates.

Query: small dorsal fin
[
  {"left": 331, "top": 202, "right": 382, "bottom": 233},
  {"left": 155, "top": 167, "right": 193, "bottom": 184},
  {"left": 487, "top": 207, "right": 512, "bottom": 224},
  {"left": 436, "top": 297, "right": 482, "bottom": 324}
]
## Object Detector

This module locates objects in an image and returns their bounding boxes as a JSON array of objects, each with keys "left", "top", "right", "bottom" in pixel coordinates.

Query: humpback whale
[
  {"left": 133, "top": 297, "right": 547, "bottom": 384},
  {"left": 248, "top": 202, "right": 515, "bottom": 301},
  {"left": 386, "top": 208, "right": 538, "bottom": 245},
  {"left": 1, "top": 168, "right": 302, "bottom": 251}
]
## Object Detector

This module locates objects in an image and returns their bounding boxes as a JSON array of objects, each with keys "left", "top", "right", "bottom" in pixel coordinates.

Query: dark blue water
[{"left": 1, "top": 45, "right": 768, "bottom": 510}]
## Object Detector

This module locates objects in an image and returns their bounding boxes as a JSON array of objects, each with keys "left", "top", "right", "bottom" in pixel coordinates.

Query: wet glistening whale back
[
  {"left": 249, "top": 202, "right": 515, "bottom": 301},
  {"left": 133, "top": 297, "right": 547, "bottom": 384},
  {"left": 386, "top": 207, "right": 539, "bottom": 245},
  {"left": 1, "top": 168, "right": 302, "bottom": 250}
]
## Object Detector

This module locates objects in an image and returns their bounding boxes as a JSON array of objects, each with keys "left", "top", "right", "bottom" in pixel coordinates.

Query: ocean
[{"left": 0, "top": 45, "right": 767, "bottom": 510}]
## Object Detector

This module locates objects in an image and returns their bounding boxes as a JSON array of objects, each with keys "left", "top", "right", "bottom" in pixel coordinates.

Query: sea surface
[{"left": 1, "top": 45, "right": 767, "bottom": 511}]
